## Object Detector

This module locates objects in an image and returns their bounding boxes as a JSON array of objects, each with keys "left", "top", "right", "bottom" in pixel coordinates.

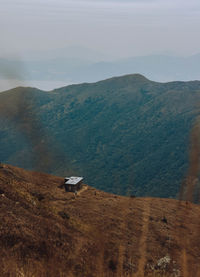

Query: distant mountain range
[
  {"left": 1, "top": 53, "right": 200, "bottom": 88},
  {"left": 1, "top": 74, "right": 200, "bottom": 197}
]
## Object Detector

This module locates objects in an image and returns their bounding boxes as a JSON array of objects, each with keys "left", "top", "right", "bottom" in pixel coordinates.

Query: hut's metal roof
[{"left": 65, "top": 176, "right": 83, "bottom": 185}]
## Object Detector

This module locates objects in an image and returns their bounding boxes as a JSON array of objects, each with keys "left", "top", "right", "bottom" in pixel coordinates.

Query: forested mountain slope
[{"left": 1, "top": 74, "right": 200, "bottom": 197}]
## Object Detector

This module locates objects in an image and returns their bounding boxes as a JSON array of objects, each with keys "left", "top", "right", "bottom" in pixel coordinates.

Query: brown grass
[{"left": 1, "top": 164, "right": 200, "bottom": 276}]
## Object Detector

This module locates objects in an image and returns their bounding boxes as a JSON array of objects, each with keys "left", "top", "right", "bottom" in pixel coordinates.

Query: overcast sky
[{"left": 1, "top": 0, "right": 200, "bottom": 60}]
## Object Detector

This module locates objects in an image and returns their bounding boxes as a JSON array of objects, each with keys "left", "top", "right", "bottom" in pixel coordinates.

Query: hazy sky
[{"left": 1, "top": 0, "right": 200, "bottom": 59}]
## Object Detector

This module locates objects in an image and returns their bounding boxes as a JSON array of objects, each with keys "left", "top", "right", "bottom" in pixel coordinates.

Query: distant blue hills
[{"left": 1, "top": 53, "right": 200, "bottom": 87}]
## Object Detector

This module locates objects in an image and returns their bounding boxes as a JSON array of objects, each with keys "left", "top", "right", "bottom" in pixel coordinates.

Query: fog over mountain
[
  {"left": 1, "top": 51, "right": 200, "bottom": 91},
  {"left": 1, "top": 0, "right": 200, "bottom": 58},
  {"left": 1, "top": 0, "right": 200, "bottom": 90}
]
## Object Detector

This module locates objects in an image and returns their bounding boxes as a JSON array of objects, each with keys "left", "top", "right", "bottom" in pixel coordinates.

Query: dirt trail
[
  {"left": 176, "top": 202, "right": 189, "bottom": 277},
  {"left": 116, "top": 197, "right": 136, "bottom": 277},
  {"left": 136, "top": 199, "right": 151, "bottom": 277},
  {"left": 117, "top": 243, "right": 125, "bottom": 277},
  {"left": 182, "top": 249, "right": 188, "bottom": 277},
  {"left": 77, "top": 185, "right": 88, "bottom": 196}
]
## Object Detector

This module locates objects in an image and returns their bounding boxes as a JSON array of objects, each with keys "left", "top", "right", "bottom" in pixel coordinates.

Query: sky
[{"left": 1, "top": 0, "right": 200, "bottom": 60}]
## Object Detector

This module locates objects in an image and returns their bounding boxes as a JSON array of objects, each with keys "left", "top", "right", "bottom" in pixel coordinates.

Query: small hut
[{"left": 64, "top": 176, "right": 84, "bottom": 192}]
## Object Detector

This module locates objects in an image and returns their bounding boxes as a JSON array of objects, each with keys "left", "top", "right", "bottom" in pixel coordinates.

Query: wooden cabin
[{"left": 64, "top": 176, "right": 84, "bottom": 192}]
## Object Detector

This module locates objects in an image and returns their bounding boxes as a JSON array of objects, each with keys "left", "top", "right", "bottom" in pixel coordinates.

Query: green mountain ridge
[{"left": 1, "top": 74, "right": 200, "bottom": 198}]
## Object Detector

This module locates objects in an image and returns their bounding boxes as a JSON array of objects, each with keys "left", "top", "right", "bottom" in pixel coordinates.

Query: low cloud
[{"left": 1, "top": 0, "right": 200, "bottom": 60}]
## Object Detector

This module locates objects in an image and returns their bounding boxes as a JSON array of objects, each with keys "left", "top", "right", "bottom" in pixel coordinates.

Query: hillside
[
  {"left": 1, "top": 74, "right": 200, "bottom": 197},
  {"left": 0, "top": 164, "right": 200, "bottom": 276}
]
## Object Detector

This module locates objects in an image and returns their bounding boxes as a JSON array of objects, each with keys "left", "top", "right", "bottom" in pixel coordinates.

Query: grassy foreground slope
[
  {"left": 1, "top": 74, "right": 200, "bottom": 197},
  {"left": 1, "top": 164, "right": 200, "bottom": 276}
]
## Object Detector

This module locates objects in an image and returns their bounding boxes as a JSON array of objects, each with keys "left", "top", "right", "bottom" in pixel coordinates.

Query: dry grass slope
[{"left": 0, "top": 164, "right": 200, "bottom": 276}]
